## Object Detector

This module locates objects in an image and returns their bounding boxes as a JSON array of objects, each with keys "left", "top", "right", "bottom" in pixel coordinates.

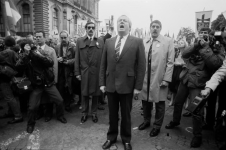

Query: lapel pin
[
  {"left": 156, "top": 43, "right": 160, "bottom": 48},
  {"left": 96, "top": 42, "right": 99, "bottom": 46}
]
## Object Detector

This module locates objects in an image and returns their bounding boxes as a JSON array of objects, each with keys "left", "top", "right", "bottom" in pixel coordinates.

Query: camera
[{"left": 209, "top": 31, "right": 223, "bottom": 50}]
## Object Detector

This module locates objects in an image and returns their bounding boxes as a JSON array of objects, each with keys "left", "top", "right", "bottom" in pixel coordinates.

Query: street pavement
[{"left": 0, "top": 97, "right": 221, "bottom": 150}]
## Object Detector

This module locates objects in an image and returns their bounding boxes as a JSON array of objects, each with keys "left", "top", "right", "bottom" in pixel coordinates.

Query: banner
[
  {"left": 195, "top": 10, "right": 213, "bottom": 35},
  {"left": 5, "top": 0, "right": 21, "bottom": 32}
]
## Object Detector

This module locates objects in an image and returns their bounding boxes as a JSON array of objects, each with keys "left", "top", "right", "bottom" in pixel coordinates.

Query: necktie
[
  {"left": 115, "top": 36, "right": 123, "bottom": 61},
  {"left": 147, "top": 41, "right": 153, "bottom": 101}
]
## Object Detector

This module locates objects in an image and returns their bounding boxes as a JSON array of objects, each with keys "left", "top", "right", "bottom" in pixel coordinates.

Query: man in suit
[
  {"left": 99, "top": 15, "right": 146, "bottom": 150},
  {"left": 74, "top": 22, "right": 104, "bottom": 123},
  {"left": 138, "top": 20, "right": 175, "bottom": 137},
  {"left": 22, "top": 31, "right": 67, "bottom": 134}
]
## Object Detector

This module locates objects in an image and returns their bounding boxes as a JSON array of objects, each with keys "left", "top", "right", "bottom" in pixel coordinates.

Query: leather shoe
[
  {"left": 165, "top": 121, "right": 180, "bottom": 129},
  {"left": 183, "top": 112, "right": 192, "bottom": 117},
  {"left": 8, "top": 117, "right": 23, "bottom": 124},
  {"left": 123, "top": 143, "right": 132, "bottom": 150},
  {"left": 45, "top": 117, "right": 52, "bottom": 122},
  {"left": 27, "top": 126, "right": 34, "bottom": 134},
  {"left": 102, "top": 140, "right": 116, "bottom": 149},
  {"left": 92, "top": 115, "right": 98, "bottom": 123},
  {"left": 81, "top": 115, "right": 88, "bottom": 123},
  {"left": 149, "top": 128, "right": 160, "bottom": 137},
  {"left": 138, "top": 121, "right": 150, "bottom": 130},
  {"left": 191, "top": 136, "right": 202, "bottom": 148},
  {"left": 0, "top": 113, "right": 14, "bottom": 119},
  {"left": 98, "top": 106, "right": 105, "bottom": 110},
  {"left": 57, "top": 117, "right": 67, "bottom": 124},
  {"left": 65, "top": 106, "right": 72, "bottom": 113}
]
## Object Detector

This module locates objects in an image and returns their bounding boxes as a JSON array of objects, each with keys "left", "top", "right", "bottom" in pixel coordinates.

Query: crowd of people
[{"left": 0, "top": 15, "right": 226, "bottom": 150}]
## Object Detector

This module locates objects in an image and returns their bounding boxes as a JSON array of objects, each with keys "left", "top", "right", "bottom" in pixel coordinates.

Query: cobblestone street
[{"left": 0, "top": 99, "right": 220, "bottom": 150}]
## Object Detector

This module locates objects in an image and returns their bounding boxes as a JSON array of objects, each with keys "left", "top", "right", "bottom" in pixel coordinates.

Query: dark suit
[{"left": 99, "top": 35, "right": 146, "bottom": 143}]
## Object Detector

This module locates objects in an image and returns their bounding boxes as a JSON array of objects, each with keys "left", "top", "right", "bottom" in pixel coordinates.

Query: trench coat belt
[{"left": 147, "top": 43, "right": 153, "bottom": 101}]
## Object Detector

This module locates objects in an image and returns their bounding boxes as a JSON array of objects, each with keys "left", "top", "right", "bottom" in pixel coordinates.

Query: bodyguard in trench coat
[
  {"left": 74, "top": 22, "right": 104, "bottom": 123},
  {"left": 138, "top": 20, "right": 175, "bottom": 137}
]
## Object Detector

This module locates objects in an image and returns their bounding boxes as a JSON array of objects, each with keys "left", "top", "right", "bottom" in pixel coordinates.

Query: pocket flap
[{"left": 128, "top": 72, "right": 134, "bottom": 76}]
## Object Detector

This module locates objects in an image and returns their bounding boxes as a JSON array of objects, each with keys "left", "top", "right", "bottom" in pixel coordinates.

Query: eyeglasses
[
  {"left": 87, "top": 26, "right": 95, "bottom": 30},
  {"left": 61, "top": 37, "right": 67, "bottom": 39},
  {"left": 151, "top": 25, "right": 160, "bottom": 29},
  {"left": 199, "top": 31, "right": 208, "bottom": 34}
]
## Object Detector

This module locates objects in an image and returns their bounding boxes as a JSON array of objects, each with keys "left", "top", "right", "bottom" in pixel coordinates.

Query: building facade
[{"left": 0, "top": 0, "right": 100, "bottom": 38}]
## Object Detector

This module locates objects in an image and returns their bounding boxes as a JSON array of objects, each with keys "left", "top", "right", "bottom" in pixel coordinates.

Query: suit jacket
[
  {"left": 206, "top": 57, "right": 226, "bottom": 91},
  {"left": 99, "top": 35, "right": 146, "bottom": 94},
  {"left": 74, "top": 35, "right": 104, "bottom": 96},
  {"left": 43, "top": 45, "right": 58, "bottom": 83}
]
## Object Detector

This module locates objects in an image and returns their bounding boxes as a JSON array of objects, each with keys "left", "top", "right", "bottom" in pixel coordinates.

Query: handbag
[
  {"left": 12, "top": 77, "right": 33, "bottom": 94},
  {"left": 0, "top": 65, "right": 17, "bottom": 78}
]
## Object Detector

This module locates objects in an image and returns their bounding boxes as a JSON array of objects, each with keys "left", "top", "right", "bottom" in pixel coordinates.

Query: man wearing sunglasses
[
  {"left": 74, "top": 22, "right": 104, "bottom": 124},
  {"left": 165, "top": 27, "right": 225, "bottom": 148}
]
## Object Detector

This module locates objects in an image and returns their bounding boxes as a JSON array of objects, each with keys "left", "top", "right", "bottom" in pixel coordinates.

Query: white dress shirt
[{"left": 115, "top": 34, "right": 129, "bottom": 55}]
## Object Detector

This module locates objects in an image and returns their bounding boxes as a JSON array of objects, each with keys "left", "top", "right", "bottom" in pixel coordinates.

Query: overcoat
[
  {"left": 74, "top": 36, "right": 104, "bottom": 96},
  {"left": 139, "top": 35, "right": 175, "bottom": 102}
]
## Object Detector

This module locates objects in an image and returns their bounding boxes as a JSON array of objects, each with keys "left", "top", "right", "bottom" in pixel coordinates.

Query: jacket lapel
[
  {"left": 110, "top": 37, "right": 117, "bottom": 61},
  {"left": 118, "top": 35, "right": 133, "bottom": 61}
]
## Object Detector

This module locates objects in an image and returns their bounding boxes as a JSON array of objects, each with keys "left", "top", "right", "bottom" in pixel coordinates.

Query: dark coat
[
  {"left": 74, "top": 35, "right": 104, "bottom": 96},
  {"left": 180, "top": 43, "right": 225, "bottom": 88},
  {"left": 99, "top": 35, "right": 146, "bottom": 94},
  {"left": 55, "top": 42, "right": 75, "bottom": 94}
]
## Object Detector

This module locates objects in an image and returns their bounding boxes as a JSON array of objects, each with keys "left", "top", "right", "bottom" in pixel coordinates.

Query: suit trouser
[
  {"left": 27, "top": 85, "right": 64, "bottom": 126},
  {"left": 142, "top": 100, "right": 165, "bottom": 129},
  {"left": 107, "top": 92, "right": 133, "bottom": 143},
  {"left": 206, "top": 87, "right": 218, "bottom": 127},
  {"left": 82, "top": 96, "right": 98, "bottom": 115},
  {"left": 173, "top": 82, "right": 204, "bottom": 137},
  {"left": 0, "top": 82, "right": 22, "bottom": 118}
]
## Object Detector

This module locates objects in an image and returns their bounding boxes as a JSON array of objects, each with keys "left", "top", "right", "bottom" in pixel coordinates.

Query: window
[
  {"left": 53, "top": 8, "right": 58, "bottom": 30},
  {"left": 22, "top": 3, "right": 31, "bottom": 32},
  {"left": 0, "top": 2, "right": 4, "bottom": 32}
]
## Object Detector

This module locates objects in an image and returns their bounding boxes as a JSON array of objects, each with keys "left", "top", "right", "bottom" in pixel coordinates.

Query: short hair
[
  {"left": 199, "top": 27, "right": 211, "bottom": 34},
  {"left": 117, "top": 15, "right": 132, "bottom": 28},
  {"left": 35, "top": 31, "right": 46, "bottom": 38},
  {"left": 85, "top": 22, "right": 95, "bottom": 29},
  {"left": 150, "top": 20, "right": 162, "bottom": 29},
  {"left": 26, "top": 34, "right": 33, "bottom": 38},
  {"left": 20, "top": 39, "right": 34, "bottom": 51},
  {"left": 60, "top": 30, "right": 69, "bottom": 37},
  {"left": 4, "top": 36, "right": 16, "bottom": 47}
]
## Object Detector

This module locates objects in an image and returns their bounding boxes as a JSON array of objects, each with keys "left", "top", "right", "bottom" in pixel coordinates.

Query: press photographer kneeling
[{"left": 165, "top": 27, "right": 225, "bottom": 148}]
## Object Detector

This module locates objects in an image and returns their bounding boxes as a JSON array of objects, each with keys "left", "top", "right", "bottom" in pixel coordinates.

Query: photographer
[
  {"left": 18, "top": 31, "right": 67, "bottom": 134},
  {"left": 165, "top": 27, "right": 225, "bottom": 148}
]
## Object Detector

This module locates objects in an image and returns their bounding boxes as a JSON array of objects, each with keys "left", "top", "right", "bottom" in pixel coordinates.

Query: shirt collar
[
  {"left": 117, "top": 34, "right": 129, "bottom": 40},
  {"left": 87, "top": 35, "right": 94, "bottom": 40},
  {"left": 39, "top": 44, "right": 46, "bottom": 50},
  {"left": 146, "top": 35, "right": 161, "bottom": 43}
]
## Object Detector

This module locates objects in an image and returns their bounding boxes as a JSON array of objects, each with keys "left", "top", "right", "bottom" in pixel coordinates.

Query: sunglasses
[
  {"left": 199, "top": 31, "right": 208, "bottom": 34},
  {"left": 87, "top": 26, "right": 95, "bottom": 30},
  {"left": 61, "top": 37, "right": 67, "bottom": 39}
]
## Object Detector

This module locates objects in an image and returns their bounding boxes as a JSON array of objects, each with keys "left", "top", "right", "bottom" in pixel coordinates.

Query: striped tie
[{"left": 115, "top": 36, "right": 123, "bottom": 61}]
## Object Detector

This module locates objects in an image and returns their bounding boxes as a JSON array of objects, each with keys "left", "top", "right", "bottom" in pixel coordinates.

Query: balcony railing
[{"left": 17, "top": 32, "right": 33, "bottom": 37}]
